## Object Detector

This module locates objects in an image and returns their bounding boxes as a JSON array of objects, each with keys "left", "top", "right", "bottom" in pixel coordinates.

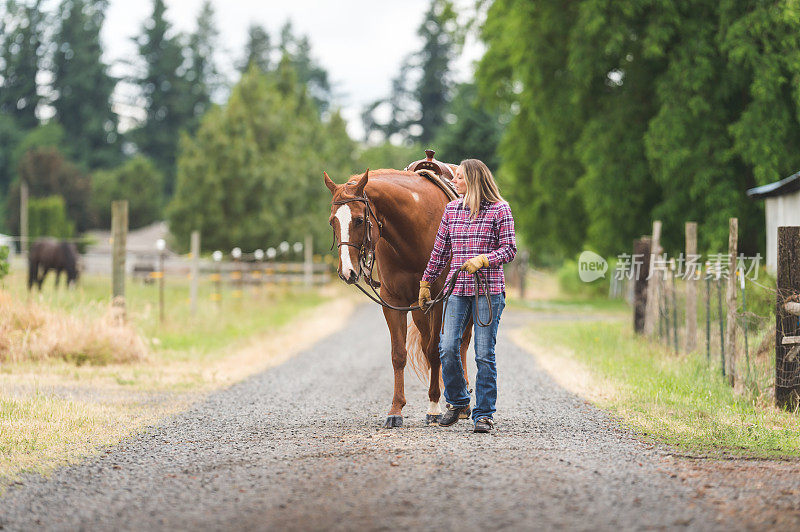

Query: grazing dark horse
[
  {"left": 28, "top": 238, "right": 80, "bottom": 290},
  {"left": 325, "top": 169, "right": 472, "bottom": 428}
]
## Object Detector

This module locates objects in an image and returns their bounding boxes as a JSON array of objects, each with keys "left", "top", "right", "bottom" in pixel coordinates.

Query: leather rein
[{"left": 330, "top": 193, "right": 494, "bottom": 328}]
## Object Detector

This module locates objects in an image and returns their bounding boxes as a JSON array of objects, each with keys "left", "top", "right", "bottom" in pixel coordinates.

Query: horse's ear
[
  {"left": 323, "top": 171, "right": 337, "bottom": 194},
  {"left": 354, "top": 168, "right": 369, "bottom": 195}
]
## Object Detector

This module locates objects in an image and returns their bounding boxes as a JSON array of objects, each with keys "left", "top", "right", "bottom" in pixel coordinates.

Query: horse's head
[{"left": 325, "top": 169, "right": 377, "bottom": 284}]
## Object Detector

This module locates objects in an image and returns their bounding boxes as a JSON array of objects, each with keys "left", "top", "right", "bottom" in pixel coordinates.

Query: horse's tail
[{"left": 406, "top": 320, "right": 430, "bottom": 383}]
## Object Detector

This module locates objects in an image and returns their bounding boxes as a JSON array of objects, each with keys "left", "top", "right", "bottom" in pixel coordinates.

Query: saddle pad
[{"left": 416, "top": 169, "right": 458, "bottom": 201}]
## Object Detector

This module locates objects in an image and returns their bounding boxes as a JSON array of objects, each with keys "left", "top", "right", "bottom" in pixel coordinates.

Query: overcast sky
[{"left": 101, "top": 0, "right": 484, "bottom": 140}]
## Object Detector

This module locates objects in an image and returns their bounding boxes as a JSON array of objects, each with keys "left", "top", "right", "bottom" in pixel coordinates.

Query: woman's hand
[
  {"left": 418, "top": 280, "right": 432, "bottom": 308},
  {"left": 461, "top": 254, "right": 489, "bottom": 274}
]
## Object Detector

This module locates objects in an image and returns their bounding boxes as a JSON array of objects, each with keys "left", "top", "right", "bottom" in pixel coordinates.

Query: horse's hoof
[
  {"left": 383, "top": 415, "right": 403, "bottom": 428},
  {"left": 459, "top": 407, "right": 471, "bottom": 420},
  {"left": 425, "top": 414, "right": 441, "bottom": 426}
]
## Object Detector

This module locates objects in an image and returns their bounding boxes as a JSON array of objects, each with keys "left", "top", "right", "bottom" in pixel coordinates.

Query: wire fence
[{"left": 610, "top": 233, "right": 791, "bottom": 403}]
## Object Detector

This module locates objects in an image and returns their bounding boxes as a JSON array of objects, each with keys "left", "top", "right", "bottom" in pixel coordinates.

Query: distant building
[{"left": 747, "top": 171, "right": 800, "bottom": 273}]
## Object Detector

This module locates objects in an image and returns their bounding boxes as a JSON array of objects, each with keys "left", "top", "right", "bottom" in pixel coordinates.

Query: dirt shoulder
[{"left": 0, "top": 290, "right": 359, "bottom": 486}]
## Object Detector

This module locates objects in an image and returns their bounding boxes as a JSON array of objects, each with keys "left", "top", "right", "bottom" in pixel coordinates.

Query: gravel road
[{"left": 0, "top": 303, "right": 780, "bottom": 531}]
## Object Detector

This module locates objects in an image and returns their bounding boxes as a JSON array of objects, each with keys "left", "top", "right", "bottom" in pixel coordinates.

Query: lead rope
[
  {"left": 350, "top": 265, "right": 493, "bottom": 333},
  {"left": 438, "top": 270, "right": 493, "bottom": 334}
]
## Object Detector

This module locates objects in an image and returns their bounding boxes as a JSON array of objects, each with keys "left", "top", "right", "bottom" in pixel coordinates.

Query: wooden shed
[{"left": 747, "top": 171, "right": 800, "bottom": 273}]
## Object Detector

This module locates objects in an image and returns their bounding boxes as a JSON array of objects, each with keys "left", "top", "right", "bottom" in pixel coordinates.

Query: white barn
[{"left": 747, "top": 171, "right": 800, "bottom": 273}]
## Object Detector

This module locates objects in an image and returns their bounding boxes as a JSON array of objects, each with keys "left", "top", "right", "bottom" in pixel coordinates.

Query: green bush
[
  {"left": 557, "top": 255, "right": 617, "bottom": 298},
  {"left": 91, "top": 155, "right": 164, "bottom": 229},
  {"left": 0, "top": 245, "right": 9, "bottom": 281},
  {"left": 29, "top": 195, "right": 74, "bottom": 239}
]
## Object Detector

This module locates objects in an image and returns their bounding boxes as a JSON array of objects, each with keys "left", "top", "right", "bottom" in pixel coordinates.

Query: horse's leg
[
  {"left": 382, "top": 306, "right": 408, "bottom": 428},
  {"left": 459, "top": 319, "right": 474, "bottom": 419},
  {"left": 55, "top": 268, "right": 61, "bottom": 288},
  {"left": 38, "top": 267, "right": 49, "bottom": 290},
  {"left": 412, "top": 308, "right": 442, "bottom": 426},
  {"left": 28, "top": 259, "right": 37, "bottom": 291}
]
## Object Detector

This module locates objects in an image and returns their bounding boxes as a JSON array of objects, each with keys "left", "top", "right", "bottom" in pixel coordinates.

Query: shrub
[
  {"left": 557, "top": 255, "right": 616, "bottom": 298},
  {"left": 28, "top": 195, "right": 75, "bottom": 239}
]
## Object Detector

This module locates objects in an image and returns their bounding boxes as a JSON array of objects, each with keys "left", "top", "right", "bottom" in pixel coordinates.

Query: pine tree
[
  {"left": 415, "top": 0, "right": 459, "bottom": 144},
  {"left": 51, "top": 0, "right": 120, "bottom": 170},
  {"left": 132, "top": 0, "right": 192, "bottom": 196},
  {"left": 0, "top": 0, "right": 45, "bottom": 129},
  {"left": 362, "top": 0, "right": 461, "bottom": 145},
  {"left": 185, "top": 0, "right": 220, "bottom": 131},
  {"left": 433, "top": 83, "right": 503, "bottom": 171},
  {"left": 277, "top": 21, "right": 331, "bottom": 113},
  {"left": 239, "top": 24, "right": 271, "bottom": 73}
]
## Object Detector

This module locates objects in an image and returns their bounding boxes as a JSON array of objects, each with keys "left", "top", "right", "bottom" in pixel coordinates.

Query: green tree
[
  {"left": 51, "top": 0, "right": 120, "bottom": 170},
  {"left": 239, "top": 24, "right": 271, "bottom": 73},
  {"left": 475, "top": 0, "right": 800, "bottom": 263},
  {"left": 477, "top": 0, "right": 589, "bottom": 261},
  {"left": 363, "top": 0, "right": 461, "bottom": 144},
  {"left": 0, "top": 0, "right": 45, "bottom": 129},
  {"left": 91, "top": 155, "right": 164, "bottom": 229},
  {"left": 640, "top": 0, "right": 760, "bottom": 254},
  {"left": 433, "top": 82, "right": 503, "bottom": 171},
  {"left": 415, "top": 0, "right": 460, "bottom": 144},
  {"left": 5, "top": 146, "right": 91, "bottom": 233},
  {"left": 566, "top": 0, "right": 667, "bottom": 257},
  {"left": 0, "top": 113, "right": 23, "bottom": 195},
  {"left": 185, "top": 0, "right": 221, "bottom": 131},
  {"left": 131, "top": 0, "right": 192, "bottom": 195},
  {"left": 277, "top": 21, "right": 331, "bottom": 113},
  {"left": 357, "top": 142, "right": 423, "bottom": 172},
  {"left": 167, "top": 64, "right": 355, "bottom": 253},
  {"left": 724, "top": 1, "right": 800, "bottom": 186},
  {"left": 0, "top": 113, "right": 24, "bottom": 230}
]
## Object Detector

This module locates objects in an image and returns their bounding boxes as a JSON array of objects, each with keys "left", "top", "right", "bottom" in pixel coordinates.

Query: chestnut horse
[{"left": 325, "top": 168, "right": 472, "bottom": 428}]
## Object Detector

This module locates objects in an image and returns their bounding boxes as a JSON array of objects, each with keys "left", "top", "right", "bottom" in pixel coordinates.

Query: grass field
[
  {"left": 513, "top": 293, "right": 800, "bottom": 458},
  {"left": 0, "top": 264, "right": 352, "bottom": 486}
]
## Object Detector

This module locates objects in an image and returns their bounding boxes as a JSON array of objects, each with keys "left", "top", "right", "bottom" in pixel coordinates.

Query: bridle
[
  {"left": 330, "top": 192, "right": 493, "bottom": 328},
  {"left": 331, "top": 193, "right": 382, "bottom": 288}
]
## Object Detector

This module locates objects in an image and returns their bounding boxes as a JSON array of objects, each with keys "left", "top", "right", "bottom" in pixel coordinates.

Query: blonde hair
[{"left": 460, "top": 159, "right": 505, "bottom": 219}]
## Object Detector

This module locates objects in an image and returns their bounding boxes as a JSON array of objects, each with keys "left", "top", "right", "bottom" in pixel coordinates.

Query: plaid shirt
[{"left": 422, "top": 198, "right": 517, "bottom": 296}]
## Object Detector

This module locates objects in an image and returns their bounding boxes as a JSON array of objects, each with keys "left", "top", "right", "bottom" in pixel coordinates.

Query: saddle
[{"left": 405, "top": 149, "right": 459, "bottom": 201}]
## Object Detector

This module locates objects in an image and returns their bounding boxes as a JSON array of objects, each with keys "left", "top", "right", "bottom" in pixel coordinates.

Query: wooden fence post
[
  {"left": 111, "top": 200, "right": 128, "bottom": 323},
  {"left": 633, "top": 236, "right": 651, "bottom": 334},
  {"left": 724, "top": 218, "right": 738, "bottom": 385},
  {"left": 20, "top": 180, "right": 28, "bottom": 257},
  {"left": 518, "top": 250, "right": 530, "bottom": 300},
  {"left": 776, "top": 226, "right": 800, "bottom": 408},
  {"left": 190, "top": 230, "right": 200, "bottom": 315},
  {"left": 685, "top": 222, "right": 698, "bottom": 352},
  {"left": 304, "top": 234, "right": 313, "bottom": 287},
  {"left": 644, "top": 221, "right": 662, "bottom": 336}
]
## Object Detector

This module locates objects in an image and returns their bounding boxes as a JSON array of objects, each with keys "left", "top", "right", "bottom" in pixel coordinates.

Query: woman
[{"left": 418, "top": 159, "right": 516, "bottom": 433}]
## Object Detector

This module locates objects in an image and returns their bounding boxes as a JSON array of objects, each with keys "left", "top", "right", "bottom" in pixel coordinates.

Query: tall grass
[{"left": 0, "top": 292, "right": 148, "bottom": 364}]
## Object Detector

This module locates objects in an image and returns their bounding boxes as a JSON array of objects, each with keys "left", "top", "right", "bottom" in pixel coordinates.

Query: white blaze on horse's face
[{"left": 334, "top": 204, "right": 358, "bottom": 281}]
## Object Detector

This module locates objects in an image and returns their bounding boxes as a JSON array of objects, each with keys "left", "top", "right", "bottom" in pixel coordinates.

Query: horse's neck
[{"left": 367, "top": 180, "right": 431, "bottom": 263}]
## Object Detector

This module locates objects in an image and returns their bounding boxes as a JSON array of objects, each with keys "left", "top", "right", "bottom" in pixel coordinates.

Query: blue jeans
[{"left": 439, "top": 292, "right": 506, "bottom": 421}]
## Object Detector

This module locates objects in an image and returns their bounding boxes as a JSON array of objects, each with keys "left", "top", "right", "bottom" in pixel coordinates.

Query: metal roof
[{"left": 747, "top": 170, "right": 800, "bottom": 199}]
